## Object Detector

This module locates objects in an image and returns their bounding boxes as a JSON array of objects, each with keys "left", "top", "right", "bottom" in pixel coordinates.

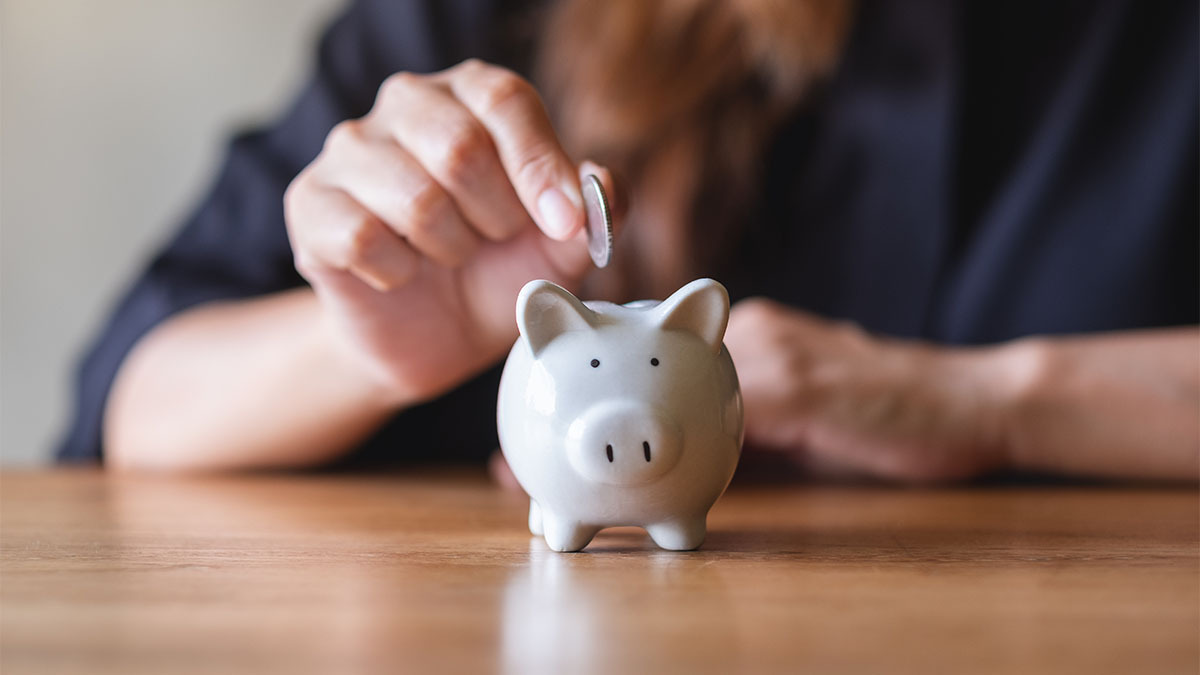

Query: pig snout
[{"left": 566, "top": 400, "right": 682, "bottom": 486}]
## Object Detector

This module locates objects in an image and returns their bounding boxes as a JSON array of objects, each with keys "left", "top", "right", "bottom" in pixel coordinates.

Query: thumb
[{"left": 534, "top": 161, "right": 627, "bottom": 281}]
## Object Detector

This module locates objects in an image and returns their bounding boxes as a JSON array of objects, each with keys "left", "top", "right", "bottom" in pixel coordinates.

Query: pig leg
[
  {"left": 541, "top": 511, "right": 598, "bottom": 552},
  {"left": 528, "top": 500, "right": 543, "bottom": 536},
  {"left": 646, "top": 516, "right": 707, "bottom": 551}
]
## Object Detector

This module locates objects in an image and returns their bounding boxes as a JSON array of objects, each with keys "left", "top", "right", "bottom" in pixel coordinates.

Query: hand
[
  {"left": 724, "top": 298, "right": 1017, "bottom": 481},
  {"left": 284, "top": 60, "right": 622, "bottom": 406}
]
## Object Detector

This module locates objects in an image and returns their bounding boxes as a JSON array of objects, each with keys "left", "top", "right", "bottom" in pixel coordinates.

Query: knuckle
[
  {"left": 732, "top": 298, "right": 781, "bottom": 330},
  {"left": 341, "top": 216, "right": 381, "bottom": 266},
  {"left": 832, "top": 318, "right": 867, "bottom": 340},
  {"left": 433, "top": 121, "right": 490, "bottom": 188},
  {"left": 404, "top": 179, "right": 449, "bottom": 233},
  {"left": 512, "top": 148, "right": 559, "bottom": 191},
  {"left": 478, "top": 69, "right": 536, "bottom": 116},
  {"left": 282, "top": 172, "right": 308, "bottom": 218},
  {"left": 292, "top": 250, "right": 319, "bottom": 279},
  {"left": 324, "top": 119, "right": 363, "bottom": 154},
  {"left": 377, "top": 71, "right": 421, "bottom": 108},
  {"left": 454, "top": 58, "right": 486, "bottom": 75},
  {"left": 383, "top": 71, "right": 419, "bottom": 89},
  {"left": 283, "top": 170, "right": 325, "bottom": 235}
]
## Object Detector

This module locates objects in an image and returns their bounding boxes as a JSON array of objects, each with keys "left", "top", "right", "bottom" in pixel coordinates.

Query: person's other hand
[
  {"left": 724, "top": 298, "right": 1021, "bottom": 482},
  {"left": 285, "top": 60, "right": 622, "bottom": 406}
]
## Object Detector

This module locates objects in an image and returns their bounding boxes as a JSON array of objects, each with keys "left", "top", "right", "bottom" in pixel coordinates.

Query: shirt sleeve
[{"left": 56, "top": 0, "right": 534, "bottom": 462}]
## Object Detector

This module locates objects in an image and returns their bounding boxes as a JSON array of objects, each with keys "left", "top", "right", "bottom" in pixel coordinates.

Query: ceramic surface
[{"left": 497, "top": 278, "right": 744, "bottom": 551}]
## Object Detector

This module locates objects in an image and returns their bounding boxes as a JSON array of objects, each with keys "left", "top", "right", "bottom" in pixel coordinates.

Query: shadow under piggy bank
[{"left": 500, "top": 538, "right": 740, "bottom": 674}]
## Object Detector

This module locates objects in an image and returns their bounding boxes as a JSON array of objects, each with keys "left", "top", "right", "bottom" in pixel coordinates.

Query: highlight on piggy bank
[{"left": 496, "top": 278, "right": 744, "bottom": 552}]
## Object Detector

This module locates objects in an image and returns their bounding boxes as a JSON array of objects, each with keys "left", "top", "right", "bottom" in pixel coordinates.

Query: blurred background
[{"left": 1, "top": 0, "right": 345, "bottom": 464}]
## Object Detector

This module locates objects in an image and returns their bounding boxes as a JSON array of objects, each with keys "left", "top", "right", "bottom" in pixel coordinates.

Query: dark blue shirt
[{"left": 58, "top": 0, "right": 1199, "bottom": 464}]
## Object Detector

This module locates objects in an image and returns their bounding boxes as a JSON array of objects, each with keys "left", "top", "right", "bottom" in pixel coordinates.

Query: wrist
[
  {"left": 915, "top": 338, "right": 1044, "bottom": 475},
  {"left": 973, "top": 337, "right": 1058, "bottom": 473},
  {"left": 311, "top": 309, "right": 416, "bottom": 414}
]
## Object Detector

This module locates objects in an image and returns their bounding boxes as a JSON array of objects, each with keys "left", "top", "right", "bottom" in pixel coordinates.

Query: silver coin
[{"left": 582, "top": 174, "right": 613, "bottom": 268}]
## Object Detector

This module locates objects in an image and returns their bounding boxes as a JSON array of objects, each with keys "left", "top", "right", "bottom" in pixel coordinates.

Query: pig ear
[
  {"left": 516, "top": 280, "right": 598, "bottom": 356},
  {"left": 654, "top": 278, "right": 730, "bottom": 353}
]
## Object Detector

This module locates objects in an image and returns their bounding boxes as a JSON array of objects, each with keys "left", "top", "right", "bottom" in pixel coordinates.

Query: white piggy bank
[{"left": 497, "top": 278, "right": 744, "bottom": 552}]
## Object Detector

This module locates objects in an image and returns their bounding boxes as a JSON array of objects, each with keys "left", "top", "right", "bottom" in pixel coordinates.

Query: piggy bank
[{"left": 497, "top": 278, "right": 744, "bottom": 552}]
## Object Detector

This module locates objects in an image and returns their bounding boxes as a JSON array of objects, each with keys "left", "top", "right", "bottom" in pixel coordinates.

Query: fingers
[
  {"left": 318, "top": 120, "right": 480, "bottom": 267},
  {"left": 285, "top": 177, "right": 418, "bottom": 292},
  {"left": 288, "top": 61, "right": 606, "bottom": 299},
  {"left": 447, "top": 60, "right": 584, "bottom": 241},
  {"left": 373, "top": 73, "right": 533, "bottom": 241},
  {"left": 526, "top": 162, "right": 626, "bottom": 281}
]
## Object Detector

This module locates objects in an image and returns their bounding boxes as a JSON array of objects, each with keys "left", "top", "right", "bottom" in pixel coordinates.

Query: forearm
[
  {"left": 998, "top": 327, "right": 1200, "bottom": 480},
  {"left": 104, "top": 288, "right": 398, "bottom": 472}
]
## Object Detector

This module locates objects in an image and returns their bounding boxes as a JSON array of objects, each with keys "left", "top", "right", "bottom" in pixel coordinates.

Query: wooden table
[{"left": 1, "top": 469, "right": 1196, "bottom": 674}]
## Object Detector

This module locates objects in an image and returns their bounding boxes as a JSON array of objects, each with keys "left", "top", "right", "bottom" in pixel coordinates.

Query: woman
[{"left": 60, "top": 0, "right": 1198, "bottom": 480}]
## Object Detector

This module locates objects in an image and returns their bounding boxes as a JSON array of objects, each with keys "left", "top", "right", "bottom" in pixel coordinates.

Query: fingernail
[{"left": 537, "top": 187, "right": 580, "bottom": 240}]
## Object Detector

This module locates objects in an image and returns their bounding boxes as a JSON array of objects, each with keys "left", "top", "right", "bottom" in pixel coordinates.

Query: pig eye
[
  {"left": 590, "top": 359, "right": 600, "bottom": 368},
  {"left": 650, "top": 357, "right": 660, "bottom": 366}
]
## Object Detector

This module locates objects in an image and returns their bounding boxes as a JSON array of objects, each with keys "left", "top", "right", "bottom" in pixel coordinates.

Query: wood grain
[{"left": 2, "top": 469, "right": 1196, "bottom": 674}]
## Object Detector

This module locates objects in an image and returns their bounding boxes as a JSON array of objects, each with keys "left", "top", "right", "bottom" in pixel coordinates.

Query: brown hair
[{"left": 537, "top": 0, "right": 856, "bottom": 299}]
